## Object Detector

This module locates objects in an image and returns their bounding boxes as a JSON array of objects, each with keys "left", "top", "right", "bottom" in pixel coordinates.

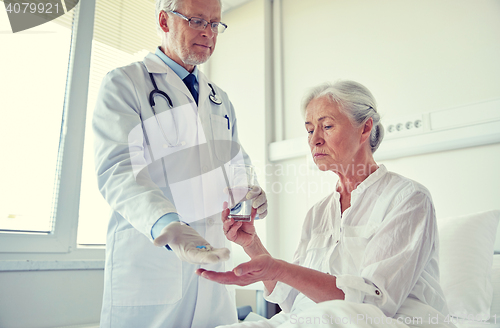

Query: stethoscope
[{"left": 148, "top": 73, "right": 223, "bottom": 148}]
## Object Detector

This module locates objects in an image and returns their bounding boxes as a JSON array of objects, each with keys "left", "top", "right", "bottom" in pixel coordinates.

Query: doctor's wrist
[{"left": 151, "top": 213, "right": 182, "bottom": 240}]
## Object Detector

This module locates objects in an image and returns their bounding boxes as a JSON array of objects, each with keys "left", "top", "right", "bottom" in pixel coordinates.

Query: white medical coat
[
  {"left": 264, "top": 165, "right": 451, "bottom": 326},
  {"left": 93, "top": 52, "right": 247, "bottom": 328}
]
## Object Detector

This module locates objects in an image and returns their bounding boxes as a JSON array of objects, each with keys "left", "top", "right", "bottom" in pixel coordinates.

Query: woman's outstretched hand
[{"left": 196, "top": 254, "right": 283, "bottom": 286}]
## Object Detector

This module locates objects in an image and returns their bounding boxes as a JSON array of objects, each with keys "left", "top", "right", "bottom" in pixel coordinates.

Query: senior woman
[{"left": 197, "top": 80, "right": 454, "bottom": 328}]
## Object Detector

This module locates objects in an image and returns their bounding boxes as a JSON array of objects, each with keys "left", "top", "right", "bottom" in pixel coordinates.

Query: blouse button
[{"left": 375, "top": 290, "right": 380, "bottom": 295}]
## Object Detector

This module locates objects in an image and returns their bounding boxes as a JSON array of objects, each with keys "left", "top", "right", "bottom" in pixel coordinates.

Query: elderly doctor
[
  {"left": 198, "top": 80, "right": 454, "bottom": 328},
  {"left": 92, "top": 0, "right": 267, "bottom": 327}
]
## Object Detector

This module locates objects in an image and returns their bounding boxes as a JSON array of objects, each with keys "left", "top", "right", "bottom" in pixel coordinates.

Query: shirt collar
[
  {"left": 155, "top": 47, "right": 199, "bottom": 82},
  {"left": 335, "top": 164, "right": 388, "bottom": 197},
  {"left": 352, "top": 164, "right": 387, "bottom": 195}
]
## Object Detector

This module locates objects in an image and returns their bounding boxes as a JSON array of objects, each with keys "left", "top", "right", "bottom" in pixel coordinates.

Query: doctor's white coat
[{"left": 93, "top": 52, "right": 248, "bottom": 328}]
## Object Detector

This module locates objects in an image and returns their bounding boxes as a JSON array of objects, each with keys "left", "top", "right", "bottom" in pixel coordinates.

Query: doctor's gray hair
[
  {"left": 155, "top": 0, "right": 223, "bottom": 36},
  {"left": 302, "top": 80, "right": 384, "bottom": 153}
]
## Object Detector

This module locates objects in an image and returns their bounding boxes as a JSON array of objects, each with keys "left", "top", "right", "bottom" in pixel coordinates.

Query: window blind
[{"left": 87, "top": 0, "right": 159, "bottom": 97}]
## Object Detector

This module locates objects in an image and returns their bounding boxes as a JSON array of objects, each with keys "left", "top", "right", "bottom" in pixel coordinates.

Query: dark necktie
[{"left": 183, "top": 74, "right": 199, "bottom": 105}]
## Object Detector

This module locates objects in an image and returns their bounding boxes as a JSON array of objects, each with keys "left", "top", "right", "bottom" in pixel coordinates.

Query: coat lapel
[{"left": 143, "top": 52, "right": 191, "bottom": 100}]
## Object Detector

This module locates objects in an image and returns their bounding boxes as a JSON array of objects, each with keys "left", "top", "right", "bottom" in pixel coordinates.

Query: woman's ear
[
  {"left": 360, "top": 117, "right": 373, "bottom": 144},
  {"left": 159, "top": 11, "right": 169, "bottom": 33}
]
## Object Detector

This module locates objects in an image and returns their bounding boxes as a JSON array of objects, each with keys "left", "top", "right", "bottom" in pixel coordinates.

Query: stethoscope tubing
[{"left": 147, "top": 72, "right": 223, "bottom": 148}]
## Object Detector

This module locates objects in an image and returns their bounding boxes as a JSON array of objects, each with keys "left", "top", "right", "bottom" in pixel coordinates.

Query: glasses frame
[{"left": 168, "top": 11, "right": 227, "bottom": 34}]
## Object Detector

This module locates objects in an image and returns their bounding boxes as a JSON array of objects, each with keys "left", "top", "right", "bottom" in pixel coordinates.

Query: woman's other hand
[{"left": 222, "top": 201, "right": 257, "bottom": 248}]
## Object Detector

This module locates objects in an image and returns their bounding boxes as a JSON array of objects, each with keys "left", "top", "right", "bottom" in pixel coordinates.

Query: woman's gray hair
[
  {"left": 302, "top": 80, "right": 384, "bottom": 153},
  {"left": 155, "top": 0, "right": 222, "bottom": 36}
]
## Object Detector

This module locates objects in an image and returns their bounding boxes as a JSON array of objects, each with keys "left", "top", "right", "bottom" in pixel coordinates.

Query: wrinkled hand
[
  {"left": 246, "top": 186, "right": 267, "bottom": 219},
  {"left": 196, "top": 254, "right": 281, "bottom": 286},
  {"left": 154, "top": 222, "right": 230, "bottom": 264},
  {"left": 222, "top": 201, "right": 256, "bottom": 248}
]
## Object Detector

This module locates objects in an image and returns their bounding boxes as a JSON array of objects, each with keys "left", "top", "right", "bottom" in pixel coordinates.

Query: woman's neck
[{"left": 336, "top": 160, "right": 379, "bottom": 214}]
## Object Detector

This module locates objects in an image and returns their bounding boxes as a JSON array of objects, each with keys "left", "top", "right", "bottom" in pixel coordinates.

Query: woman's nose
[{"left": 310, "top": 130, "right": 324, "bottom": 146}]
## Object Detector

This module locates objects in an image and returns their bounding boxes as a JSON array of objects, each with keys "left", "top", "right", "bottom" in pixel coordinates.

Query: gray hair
[
  {"left": 155, "top": 0, "right": 222, "bottom": 36},
  {"left": 302, "top": 80, "right": 384, "bottom": 153}
]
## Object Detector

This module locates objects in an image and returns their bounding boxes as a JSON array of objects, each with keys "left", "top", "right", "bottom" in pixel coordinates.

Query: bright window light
[{"left": 0, "top": 8, "right": 73, "bottom": 234}]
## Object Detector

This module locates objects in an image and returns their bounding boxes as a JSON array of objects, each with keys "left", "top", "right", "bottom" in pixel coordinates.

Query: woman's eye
[
  {"left": 324, "top": 125, "right": 332, "bottom": 130},
  {"left": 307, "top": 130, "right": 313, "bottom": 134}
]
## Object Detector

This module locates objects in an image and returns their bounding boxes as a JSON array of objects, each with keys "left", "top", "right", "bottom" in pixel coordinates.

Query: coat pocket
[
  {"left": 209, "top": 113, "right": 232, "bottom": 162},
  {"left": 110, "top": 228, "right": 182, "bottom": 306}
]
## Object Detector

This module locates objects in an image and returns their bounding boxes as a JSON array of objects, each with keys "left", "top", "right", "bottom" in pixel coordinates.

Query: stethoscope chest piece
[
  {"left": 210, "top": 94, "right": 222, "bottom": 105},
  {"left": 208, "top": 83, "right": 222, "bottom": 105}
]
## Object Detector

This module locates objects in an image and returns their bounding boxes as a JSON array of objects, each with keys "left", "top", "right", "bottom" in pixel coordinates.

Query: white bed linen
[{"left": 218, "top": 298, "right": 454, "bottom": 328}]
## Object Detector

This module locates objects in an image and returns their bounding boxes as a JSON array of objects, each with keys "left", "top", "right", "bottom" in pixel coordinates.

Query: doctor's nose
[{"left": 201, "top": 25, "right": 216, "bottom": 39}]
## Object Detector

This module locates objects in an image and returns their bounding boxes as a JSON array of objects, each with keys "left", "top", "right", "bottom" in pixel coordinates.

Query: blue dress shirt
[{"left": 154, "top": 47, "right": 199, "bottom": 92}]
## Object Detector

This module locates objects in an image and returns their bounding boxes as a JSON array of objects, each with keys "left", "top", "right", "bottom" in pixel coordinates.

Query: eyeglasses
[{"left": 169, "top": 11, "right": 227, "bottom": 34}]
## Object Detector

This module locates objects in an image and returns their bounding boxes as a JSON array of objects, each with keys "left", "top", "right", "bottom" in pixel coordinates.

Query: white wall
[
  {"left": 281, "top": 0, "right": 500, "bottom": 139},
  {"left": 209, "top": 0, "right": 500, "bottom": 262},
  {"left": 0, "top": 270, "right": 103, "bottom": 328}
]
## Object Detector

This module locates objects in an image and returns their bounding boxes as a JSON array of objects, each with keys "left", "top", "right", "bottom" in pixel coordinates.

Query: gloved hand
[
  {"left": 153, "top": 222, "right": 230, "bottom": 264},
  {"left": 246, "top": 186, "right": 268, "bottom": 219}
]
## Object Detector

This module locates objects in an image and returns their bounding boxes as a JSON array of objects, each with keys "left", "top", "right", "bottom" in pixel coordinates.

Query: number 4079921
[{"left": 5, "top": 2, "right": 61, "bottom": 14}]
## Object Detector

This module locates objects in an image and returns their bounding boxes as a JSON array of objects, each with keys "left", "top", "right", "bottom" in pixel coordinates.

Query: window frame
[{"left": 0, "top": 0, "right": 100, "bottom": 256}]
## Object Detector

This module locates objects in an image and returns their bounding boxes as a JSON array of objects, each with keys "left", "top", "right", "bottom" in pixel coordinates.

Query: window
[
  {"left": 0, "top": 1, "right": 96, "bottom": 254},
  {"left": 0, "top": 5, "right": 74, "bottom": 235}
]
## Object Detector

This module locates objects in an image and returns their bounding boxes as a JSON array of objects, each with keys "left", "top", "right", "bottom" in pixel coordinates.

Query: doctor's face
[
  {"left": 163, "top": 0, "right": 220, "bottom": 71},
  {"left": 305, "top": 96, "right": 365, "bottom": 172}
]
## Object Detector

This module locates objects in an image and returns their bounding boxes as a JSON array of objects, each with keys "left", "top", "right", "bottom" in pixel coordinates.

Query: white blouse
[{"left": 265, "top": 165, "right": 449, "bottom": 318}]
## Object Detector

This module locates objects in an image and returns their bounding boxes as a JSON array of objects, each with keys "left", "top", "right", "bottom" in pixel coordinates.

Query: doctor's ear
[{"left": 159, "top": 11, "right": 169, "bottom": 32}]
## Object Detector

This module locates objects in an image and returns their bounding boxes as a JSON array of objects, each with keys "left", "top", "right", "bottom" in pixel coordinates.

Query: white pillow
[{"left": 437, "top": 210, "right": 500, "bottom": 320}]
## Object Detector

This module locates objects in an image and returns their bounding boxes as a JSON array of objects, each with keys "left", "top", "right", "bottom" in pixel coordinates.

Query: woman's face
[{"left": 305, "top": 96, "right": 365, "bottom": 172}]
